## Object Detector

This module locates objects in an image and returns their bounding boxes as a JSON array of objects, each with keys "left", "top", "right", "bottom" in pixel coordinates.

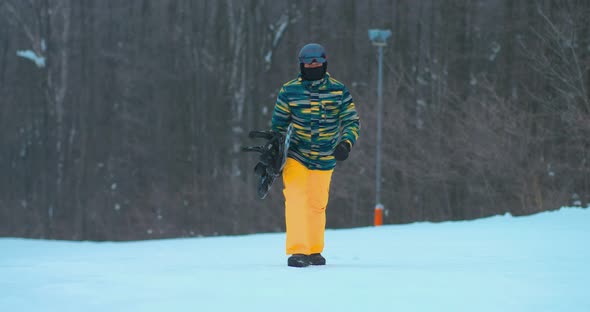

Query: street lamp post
[{"left": 368, "top": 29, "right": 391, "bottom": 226}]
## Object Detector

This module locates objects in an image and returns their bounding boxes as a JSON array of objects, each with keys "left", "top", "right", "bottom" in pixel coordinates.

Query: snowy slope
[{"left": 1, "top": 207, "right": 589, "bottom": 312}]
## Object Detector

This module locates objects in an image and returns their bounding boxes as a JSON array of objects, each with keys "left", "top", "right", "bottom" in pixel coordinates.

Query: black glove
[{"left": 333, "top": 141, "right": 351, "bottom": 161}]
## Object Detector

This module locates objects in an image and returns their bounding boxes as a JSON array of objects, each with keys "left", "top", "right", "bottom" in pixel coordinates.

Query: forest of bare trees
[{"left": 1, "top": 0, "right": 589, "bottom": 240}]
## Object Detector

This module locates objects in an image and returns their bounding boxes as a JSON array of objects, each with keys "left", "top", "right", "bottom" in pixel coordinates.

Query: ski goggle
[{"left": 299, "top": 55, "right": 327, "bottom": 64}]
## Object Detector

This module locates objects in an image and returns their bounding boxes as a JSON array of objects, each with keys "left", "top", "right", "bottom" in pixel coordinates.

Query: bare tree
[{"left": 1, "top": 0, "right": 588, "bottom": 240}]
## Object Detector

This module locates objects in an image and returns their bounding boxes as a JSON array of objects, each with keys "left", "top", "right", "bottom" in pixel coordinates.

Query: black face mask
[{"left": 300, "top": 62, "right": 327, "bottom": 81}]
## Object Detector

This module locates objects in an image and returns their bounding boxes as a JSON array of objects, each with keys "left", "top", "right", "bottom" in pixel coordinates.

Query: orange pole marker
[{"left": 374, "top": 204, "right": 384, "bottom": 226}]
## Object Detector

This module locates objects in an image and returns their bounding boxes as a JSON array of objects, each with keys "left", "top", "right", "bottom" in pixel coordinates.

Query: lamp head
[{"left": 368, "top": 29, "right": 392, "bottom": 46}]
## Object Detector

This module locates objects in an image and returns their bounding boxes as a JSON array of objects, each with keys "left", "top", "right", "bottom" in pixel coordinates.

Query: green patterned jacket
[{"left": 271, "top": 73, "right": 360, "bottom": 170}]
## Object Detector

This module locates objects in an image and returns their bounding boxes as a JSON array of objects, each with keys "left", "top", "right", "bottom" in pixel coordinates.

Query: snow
[
  {"left": 1, "top": 207, "right": 589, "bottom": 312},
  {"left": 264, "top": 14, "right": 289, "bottom": 68},
  {"left": 489, "top": 41, "right": 502, "bottom": 61},
  {"left": 271, "top": 16, "right": 289, "bottom": 48},
  {"left": 16, "top": 50, "right": 46, "bottom": 68},
  {"left": 264, "top": 50, "right": 273, "bottom": 64}
]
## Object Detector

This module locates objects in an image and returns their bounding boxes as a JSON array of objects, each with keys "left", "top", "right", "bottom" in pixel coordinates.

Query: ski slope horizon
[{"left": 1, "top": 207, "right": 588, "bottom": 312}]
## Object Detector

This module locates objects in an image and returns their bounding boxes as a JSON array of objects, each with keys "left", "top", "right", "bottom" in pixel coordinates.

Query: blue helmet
[{"left": 298, "top": 43, "right": 327, "bottom": 64}]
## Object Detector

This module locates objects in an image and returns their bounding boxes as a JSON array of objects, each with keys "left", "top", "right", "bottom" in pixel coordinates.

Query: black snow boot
[
  {"left": 308, "top": 253, "right": 326, "bottom": 265},
  {"left": 288, "top": 254, "right": 310, "bottom": 267}
]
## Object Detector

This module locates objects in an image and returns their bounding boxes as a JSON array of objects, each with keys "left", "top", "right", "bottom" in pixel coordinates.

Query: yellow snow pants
[{"left": 282, "top": 157, "right": 334, "bottom": 255}]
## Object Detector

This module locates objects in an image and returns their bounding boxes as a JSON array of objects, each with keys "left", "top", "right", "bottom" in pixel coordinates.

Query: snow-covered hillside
[{"left": 1, "top": 207, "right": 588, "bottom": 312}]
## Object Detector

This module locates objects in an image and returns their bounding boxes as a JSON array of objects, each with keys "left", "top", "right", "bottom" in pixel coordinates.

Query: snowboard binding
[{"left": 242, "top": 124, "right": 293, "bottom": 199}]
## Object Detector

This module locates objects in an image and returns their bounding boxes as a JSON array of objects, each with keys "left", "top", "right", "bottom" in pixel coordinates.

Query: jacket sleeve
[
  {"left": 271, "top": 87, "right": 291, "bottom": 134},
  {"left": 340, "top": 87, "right": 360, "bottom": 147}
]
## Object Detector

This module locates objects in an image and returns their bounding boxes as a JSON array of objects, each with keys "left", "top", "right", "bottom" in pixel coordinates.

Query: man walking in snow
[{"left": 271, "top": 43, "right": 360, "bottom": 267}]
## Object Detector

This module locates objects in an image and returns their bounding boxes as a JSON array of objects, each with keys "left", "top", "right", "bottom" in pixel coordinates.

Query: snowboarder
[{"left": 272, "top": 43, "right": 360, "bottom": 267}]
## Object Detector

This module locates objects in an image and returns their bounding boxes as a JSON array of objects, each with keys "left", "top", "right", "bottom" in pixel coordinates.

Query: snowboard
[{"left": 242, "top": 124, "right": 293, "bottom": 199}]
